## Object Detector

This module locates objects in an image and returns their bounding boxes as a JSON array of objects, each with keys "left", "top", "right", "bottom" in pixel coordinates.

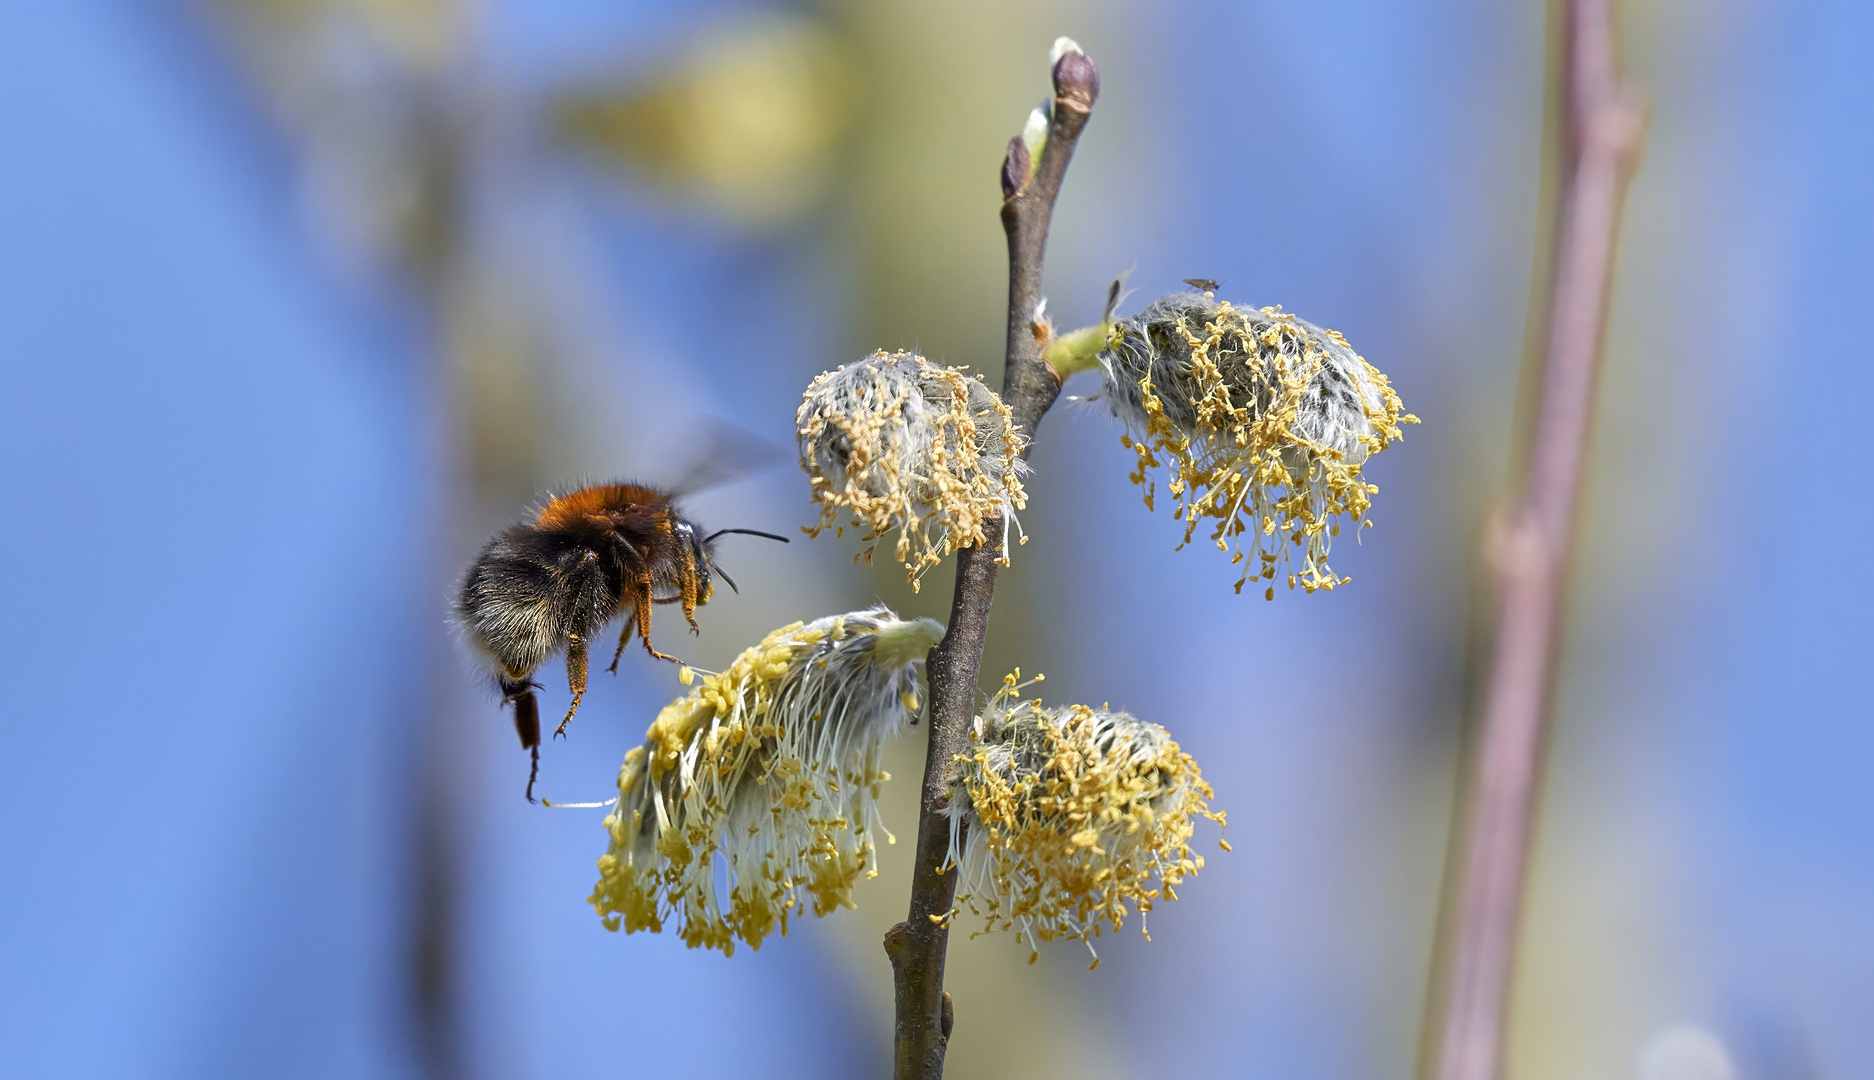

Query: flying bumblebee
[{"left": 457, "top": 482, "right": 787, "bottom": 801}]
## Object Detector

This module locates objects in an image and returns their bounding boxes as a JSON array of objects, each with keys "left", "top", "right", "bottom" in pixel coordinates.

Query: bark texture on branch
[
  {"left": 884, "top": 43, "right": 1099, "bottom": 1080},
  {"left": 1424, "top": 3, "right": 1645, "bottom": 1079}
]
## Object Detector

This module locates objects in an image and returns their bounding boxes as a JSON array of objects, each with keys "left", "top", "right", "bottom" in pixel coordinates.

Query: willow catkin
[
  {"left": 945, "top": 673, "right": 1227, "bottom": 967},
  {"left": 798, "top": 350, "right": 1027, "bottom": 587},
  {"left": 590, "top": 607, "right": 942, "bottom": 954},
  {"left": 1097, "top": 292, "right": 1415, "bottom": 596}
]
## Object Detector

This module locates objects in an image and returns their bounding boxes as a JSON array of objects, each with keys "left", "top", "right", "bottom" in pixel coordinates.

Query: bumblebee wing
[{"left": 666, "top": 415, "right": 788, "bottom": 498}]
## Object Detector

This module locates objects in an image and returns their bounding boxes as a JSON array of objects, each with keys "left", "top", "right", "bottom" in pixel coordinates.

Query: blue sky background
[{"left": 2, "top": 2, "right": 1869, "bottom": 1079}]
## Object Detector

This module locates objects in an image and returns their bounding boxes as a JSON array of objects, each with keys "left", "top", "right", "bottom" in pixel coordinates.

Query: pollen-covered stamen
[
  {"left": 944, "top": 675, "right": 1226, "bottom": 966},
  {"left": 589, "top": 607, "right": 943, "bottom": 955},
  {"left": 796, "top": 350, "right": 1029, "bottom": 587},
  {"left": 1097, "top": 291, "right": 1417, "bottom": 597}
]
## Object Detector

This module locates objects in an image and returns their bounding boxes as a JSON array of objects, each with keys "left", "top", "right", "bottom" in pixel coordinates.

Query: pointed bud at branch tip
[{"left": 1050, "top": 38, "right": 1098, "bottom": 113}]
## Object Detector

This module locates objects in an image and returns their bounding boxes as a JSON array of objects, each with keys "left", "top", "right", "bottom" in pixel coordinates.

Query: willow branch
[
  {"left": 1425, "top": 3, "right": 1645, "bottom": 1079},
  {"left": 882, "top": 42, "right": 1099, "bottom": 1080}
]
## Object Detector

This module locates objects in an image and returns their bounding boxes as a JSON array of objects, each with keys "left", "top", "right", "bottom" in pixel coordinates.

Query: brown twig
[
  {"left": 882, "top": 42, "right": 1099, "bottom": 1080},
  {"left": 1424, "top": 3, "right": 1645, "bottom": 1079}
]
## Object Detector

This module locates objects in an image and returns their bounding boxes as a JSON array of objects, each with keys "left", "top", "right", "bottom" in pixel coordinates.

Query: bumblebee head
[{"left": 670, "top": 517, "right": 716, "bottom": 602}]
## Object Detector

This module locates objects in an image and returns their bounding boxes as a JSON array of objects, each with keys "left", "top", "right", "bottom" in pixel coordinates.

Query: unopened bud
[
  {"left": 1022, "top": 100, "right": 1050, "bottom": 157},
  {"left": 1049, "top": 37, "right": 1098, "bottom": 112},
  {"left": 1000, "top": 136, "right": 1030, "bottom": 200}
]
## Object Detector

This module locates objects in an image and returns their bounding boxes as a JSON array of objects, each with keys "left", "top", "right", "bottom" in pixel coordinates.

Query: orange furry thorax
[{"left": 533, "top": 484, "right": 671, "bottom": 532}]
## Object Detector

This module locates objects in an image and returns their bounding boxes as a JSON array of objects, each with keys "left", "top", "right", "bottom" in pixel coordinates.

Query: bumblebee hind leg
[
  {"left": 555, "top": 634, "right": 588, "bottom": 740},
  {"left": 501, "top": 677, "right": 543, "bottom": 803}
]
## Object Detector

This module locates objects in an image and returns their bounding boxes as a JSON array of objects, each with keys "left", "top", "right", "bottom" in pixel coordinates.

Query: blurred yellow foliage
[{"left": 553, "top": 14, "right": 856, "bottom": 224}]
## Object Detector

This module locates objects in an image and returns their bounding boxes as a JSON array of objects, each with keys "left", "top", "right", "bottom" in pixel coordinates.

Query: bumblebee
[{"left": 457, "top": 483, "right": 786, "bottom": 801}]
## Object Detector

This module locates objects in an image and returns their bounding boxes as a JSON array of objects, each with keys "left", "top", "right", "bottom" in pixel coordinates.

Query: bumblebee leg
[
  {"left": 555, "top": 634, "right": 588, "bottom": 739},
  {"left": 635, "top": 584, "right": 681, "bottom": 664},
  {"left": 502, "top": 679, "right": 542, "bottom": 803},
  {"left": 606, "top": 613, "right": 636, "bottom": 675},
  {"left": 678, "top": 551, "right": 700, "bottom": 630},
  {"left": 680, "top": 572, "right": 701, "bottom": 635}
]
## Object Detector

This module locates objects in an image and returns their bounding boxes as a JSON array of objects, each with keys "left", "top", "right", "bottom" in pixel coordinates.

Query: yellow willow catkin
[
  {"left": 590, "top": 607, "right": 943, "bottom": 955},
  {"left": 944, "top": 673, "right": 1227, "bottom": 968},
  {"left": 1097, "top": 291, "right": 1416, "bottom": 597},
  {"left": 797, "top": 350, "right": 1027, "bottom": 588}
]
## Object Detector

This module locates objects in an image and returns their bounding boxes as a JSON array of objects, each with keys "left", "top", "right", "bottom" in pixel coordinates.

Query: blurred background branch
[{"left": 1424, "top": 1, "right": 1646, "bottom": 1078}]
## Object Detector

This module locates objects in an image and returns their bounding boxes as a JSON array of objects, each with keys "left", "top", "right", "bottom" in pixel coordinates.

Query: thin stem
[
  {"left": 883, "top": 41, "right": 1099, "bottom": 1080},
  {"left": 1042, "top": 321, "right": 1112, "bottom": 378},
  {"left": 1424, "top": 3, "right": 1645, "bottom": 1079}
]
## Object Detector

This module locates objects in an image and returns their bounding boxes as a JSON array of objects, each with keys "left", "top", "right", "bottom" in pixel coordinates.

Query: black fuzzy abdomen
[{"left": 459, "top": 525, "right": 622, "bottom": 680}]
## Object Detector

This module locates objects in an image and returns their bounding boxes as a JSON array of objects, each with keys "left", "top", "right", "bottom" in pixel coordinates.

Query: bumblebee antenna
[
  {"left": 704, "top": 528, "right": 790, "bottom": 544},
  {"left": 701, "top": 528, "right": 781, "bottom": 595}
]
